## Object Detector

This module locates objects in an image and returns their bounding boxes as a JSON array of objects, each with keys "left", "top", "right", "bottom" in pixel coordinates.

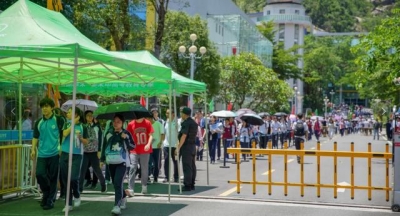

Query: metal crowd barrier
[
  {"left": 0, "top": 144, "right": 40, "bottom": 199},
  {"left": 227, "top": 141, "right": 392, "bottom": 201}
]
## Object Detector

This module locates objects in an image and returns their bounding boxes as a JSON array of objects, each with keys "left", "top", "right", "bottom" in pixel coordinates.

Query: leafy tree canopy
[
  {"left": 217, "top": 52, "right": 292, "bottom": 112},
  {"left": 161, "top": 11, "right": 221, "bottom": 99}
]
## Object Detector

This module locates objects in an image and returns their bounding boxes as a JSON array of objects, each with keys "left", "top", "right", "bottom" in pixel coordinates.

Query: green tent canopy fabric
[
  {"left": 58, "top": 51, "right": 207, "bottom": 97},
  {"left": 0, "top": 0, "right": 172, "bottom": 84}
]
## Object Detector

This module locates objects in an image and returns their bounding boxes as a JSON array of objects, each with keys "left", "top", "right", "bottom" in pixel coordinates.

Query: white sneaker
[
  {"left": 125, "top": 189, "right": 134, "bottom": 197},
  {"left": 120, "top": 198, "right": 127, "bottom": 210},
  {"left": 62, "top": 206, "right": 73, "bottom": 212},
  {"left": 111, "top": 206, "right": 121, "bottom": 215},
  {"left": 74, "top": 197, "right": 81, "bottom": 207},
  {"left": 141, "top": 185, "right": 147, "bottom": 194}
]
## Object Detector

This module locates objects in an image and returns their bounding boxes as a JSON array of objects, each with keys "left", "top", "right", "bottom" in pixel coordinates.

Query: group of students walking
[{"left": 31, "top": 98, "right": 198, "bottom": 215}]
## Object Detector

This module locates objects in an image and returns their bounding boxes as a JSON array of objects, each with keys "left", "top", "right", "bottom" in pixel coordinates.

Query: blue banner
[{"left": 0, "top": 130, "right": 33, "bottom": 142}]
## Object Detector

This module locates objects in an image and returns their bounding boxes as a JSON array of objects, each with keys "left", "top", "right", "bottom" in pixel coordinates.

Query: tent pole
[
  {"left": 146, "top": 97, "right": 149, "bottom": 109},
  {"left": 167, "top": 83, "right": 173, "bottom": 203},
  {"left": 174, "top": 89, "right": 181, "bottom": 193},
  {"left": 65, "top": 47, "right": 78, "bottom": 216},
  {"left": 18, "top": 58, "right": 23, "bottom": 144},
  {"left": 204, "top": 93, "right": 209, "bottom": 185}
]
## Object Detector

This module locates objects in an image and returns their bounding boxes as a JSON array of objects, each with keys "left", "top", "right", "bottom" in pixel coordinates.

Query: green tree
[
  {"left": 257, "top": 21, "right": 302, "bottom": 81},
  {"left": 1, "top": 0, "right": 46, "bottom": 11},
  {"left": 61, "top": 0, "right": 146, "bottom": 51},
  {"left": 217, "top": 53, "right": 292, "bottom": 112},
  {"left": 352, "top": 9, "right": 400, "bottom": 104},
  {"left": 303, "top": 36, "right": 358, "bottom": 110},
  {"left": 231, "top": 0, "right": 265, "bottom": 13},
  {"left": 160, "top": 11, "right": 221, "bottom": 99}
]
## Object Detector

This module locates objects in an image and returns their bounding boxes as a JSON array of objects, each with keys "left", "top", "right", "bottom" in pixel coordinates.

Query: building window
[
  {"left": 279, "top": 9, "right": 285, "bottom": 14},
  {"left": 295, "top": 10, "right": 300, "bottom": 15},
  {"left": 222, "top": 26, "right": 224, "bottom": 36},
  {"left": 267, "top": 10, "right": 270, "bottom": 15},
  {"left": 279, "top": 24, "right": 285, "bottom": 40},
  {"left": 216, "top": 23, "right": 218, "bottom": 32},
  {"left": 294, "top": 41, "right": 299, "bottom": 54},
  {"left": 294, "top": 24, "right": 299, "bottom": 40}
]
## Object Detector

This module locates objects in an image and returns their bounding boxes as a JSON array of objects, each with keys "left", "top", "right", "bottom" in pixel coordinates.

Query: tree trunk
[{"left": 153, "top": 5, "right": 166, "bottom": 59}]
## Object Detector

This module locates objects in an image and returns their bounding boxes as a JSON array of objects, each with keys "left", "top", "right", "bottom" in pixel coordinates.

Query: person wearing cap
[{"left": 177, "top": 107, "right": 198, "bottom": 191}]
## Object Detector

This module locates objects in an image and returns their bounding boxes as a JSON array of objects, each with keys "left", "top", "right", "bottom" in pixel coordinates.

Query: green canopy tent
[
  {"left": 58, "top": 51, "right": 211, "bottom": 196},
  {"left": 0, "top": 0, "right": 174, "bottom": 210}
]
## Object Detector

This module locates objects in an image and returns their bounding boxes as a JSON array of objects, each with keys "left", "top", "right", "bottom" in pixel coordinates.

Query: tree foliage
[
  {"left": 303, "top": 36, "right": 358, "bottom": 110},
  {"left": 160, "top": 11, "right": 221, "bottom": 99},
  {"left": 256, "top": 21, "right": 302, "bottom": 81},
  {"left": 231, "top": 0, "right": 265, "bottom": 13},
  {"left": 217, "top": 53, "right": 292, "bottom": 112},
  {"left": 61, "top": 0, "right": 146, "bottom": 51},
  {"left": 352, "top": 9, "right": 400, "bottom": 104}
]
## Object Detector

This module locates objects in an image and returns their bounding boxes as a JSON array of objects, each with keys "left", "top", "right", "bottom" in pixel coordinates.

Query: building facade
[
  {"left": 169, "top": 0, "right": 274, "bottom": 111},
  {"left": 249, "top": 0, "right": 312, "bottom": 113}
]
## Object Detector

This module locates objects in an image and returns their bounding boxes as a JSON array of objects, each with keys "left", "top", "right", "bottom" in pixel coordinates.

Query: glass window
[
  {"left": 279, "top": 9, "right": 285, "bottom": 14},
  {"left": 294, "top": 24, "right": 299, "bottom": 40},
  {"left": 267, "top": 10, "right": 270, "bottom": 15},
  {"left": 279, "top": 24, "right": 285, "bottom": 40},
  {"left": 295, "top": 10, "right": 300, "bottom": 15}
]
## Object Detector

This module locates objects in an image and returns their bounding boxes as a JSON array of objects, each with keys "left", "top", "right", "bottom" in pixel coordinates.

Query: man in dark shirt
[{"left": 177, "top": 107, "right": 198, "bottom": 191}]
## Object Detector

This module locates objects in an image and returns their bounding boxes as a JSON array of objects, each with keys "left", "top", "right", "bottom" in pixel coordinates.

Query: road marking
[
  {"left": 287, "top": 159, "right": 295, "bottom": 163},
  {"left": 262, "top": 169, "right": 276, "bottom": 176},
  {"left": 310, "top": 147, "right": 316, "bottom": 150},
  {"left": 219, "top": 186, "right": 243, "bottom": 196},
  {"left": 337, "top": 181, "right": 351, "bottom": 192}
]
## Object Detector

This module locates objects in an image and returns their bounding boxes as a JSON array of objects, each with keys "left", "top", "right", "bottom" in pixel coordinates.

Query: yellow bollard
[
  {"left": 317, "top": 141, "right": 321, "bottom": 198},
  {"left": 334, "top": 142, "right": 338, "bottom": 199},
  {"left": 300, "top": 142, "right": 304, "bottom": 197},
  {"left": 236, "top": 139, "right": 241, "bottom": 194},
  {"left": 368, "top": 142, "right": 372, "bottom": 201},
  {"left": 252, "top": 140, "right": 256, "bottom": 195},
  {"left": 386, "top": 143, "right": 390, "bottom": 202},
  {"left": 284, "top": 141, "right": 288, "bottom": 196},
  {"left": 268, "top": 141, "right": 272, "bottom": 196},
  {"left": 351, "top": 142, "right": 354, "bottom": 200},
  {"left": 267, "top": 140, "right": 272, "bottom": 149}
]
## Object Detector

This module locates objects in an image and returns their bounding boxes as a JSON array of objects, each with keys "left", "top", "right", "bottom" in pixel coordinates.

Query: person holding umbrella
[
  {"left": 60, "top": 107, "right": 88, "bottom": 212},
  {"left": 100, "top": 114, "right": 135, "bottom": 215}
]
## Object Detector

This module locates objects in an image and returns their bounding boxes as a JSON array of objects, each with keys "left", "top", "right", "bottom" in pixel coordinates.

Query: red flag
[
  {"left": 140, "top": 96, "right": 146, "bottom": 107},
  {"left": 291, "top": 105, "right": 295, "bottom": 115},
  {"left": 227, "top": 102, "right": 233, "bottom": 111}
]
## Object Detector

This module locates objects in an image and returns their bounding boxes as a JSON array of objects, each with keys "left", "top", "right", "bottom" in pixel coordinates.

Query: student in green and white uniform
[{"left": 60, "top": 107, "right": 88, "bottom": 212}]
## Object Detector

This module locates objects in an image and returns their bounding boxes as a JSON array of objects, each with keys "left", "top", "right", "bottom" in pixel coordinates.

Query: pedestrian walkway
[{"left": 0, "top": 131, "right": 394, "bottom": 215}]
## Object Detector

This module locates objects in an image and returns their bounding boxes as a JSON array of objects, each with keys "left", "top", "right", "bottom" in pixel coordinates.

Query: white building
[
  {"left": 169, "top": 0, "right": 273, "bottom": 111},
  {"left": 249, "top": 0, "right": 312, "bottom": 113}
]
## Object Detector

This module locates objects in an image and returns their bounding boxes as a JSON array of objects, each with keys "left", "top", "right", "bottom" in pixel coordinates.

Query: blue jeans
[
  {"left": 209, "top": 138, "right": 218, "bottom": 161},
  {"left": 373, "top": 129, "right": 379, "bottom": 140},
  {"left": 149, "top": 148, "right": 161, "bottom": 180}
]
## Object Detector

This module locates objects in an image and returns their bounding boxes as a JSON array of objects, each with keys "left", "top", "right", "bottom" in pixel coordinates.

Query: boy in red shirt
[{"left": 126, "top": 117, "right": 154, "bottom": 196}]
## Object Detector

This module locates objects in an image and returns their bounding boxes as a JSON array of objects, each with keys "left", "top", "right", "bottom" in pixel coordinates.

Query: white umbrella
[
  {"left": 61, "top": 99, "right": 98, "bottom": 112},
  {"left": 311, "top": 116, "right": 324, "bottom": 120},
  {"left": 211, "top": 110, "right": 237, "bottom": 118}
]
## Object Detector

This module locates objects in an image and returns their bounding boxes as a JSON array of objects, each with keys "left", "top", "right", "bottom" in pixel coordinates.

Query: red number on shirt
[{"left": 136, "top": 132, "right": 147, "bottom": 145}]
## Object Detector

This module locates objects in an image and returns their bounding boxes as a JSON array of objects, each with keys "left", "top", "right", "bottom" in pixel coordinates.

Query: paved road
[{"left": 0, "top": 131, "right": 396, "bottom": 215}]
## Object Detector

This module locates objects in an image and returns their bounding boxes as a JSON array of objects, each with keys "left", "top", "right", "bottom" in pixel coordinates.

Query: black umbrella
[
  {"left": 258, "top": 112, "right": 270, "bottom": 117},
  {"left": 274, "top": 112, "right": 287, "bottom": 117},
  {"left": 240, "top": 113, "right": 264, "bottom": 126},
  {"left": 94, "top": 102, "right": 152, "bottom": 120}
]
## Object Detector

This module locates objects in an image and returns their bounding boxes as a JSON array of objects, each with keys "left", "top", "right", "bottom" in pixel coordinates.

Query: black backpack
[{"left": 294, "top": 120, "right": 305, "bottom": 136}]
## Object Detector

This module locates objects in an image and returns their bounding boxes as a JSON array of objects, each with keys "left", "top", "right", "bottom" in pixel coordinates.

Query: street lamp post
[
  {"left": 296, "top": 91, "right": 302, "bottom": 114},
  {"left": 330, "top": 90, "right": 335, "bottom": 106},
  {"left": 323, "top": 96, "right": 329, "bottom": 118},
  {"left": 179, "top": 34, "right": 207, "bottom": 112}
]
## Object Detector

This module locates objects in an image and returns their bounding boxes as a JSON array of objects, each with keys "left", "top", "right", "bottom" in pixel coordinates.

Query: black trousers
[
  {"left": 164, "top": 147, "right": 178, "bottom": 181},
  {"left": 79, "top": 152, "right": 105, "bottom": 191},
  {"left": 60, "top": 152, "right": 82, "bottom": 207},
  {"left": 109, "top": 163, "right": 127, "bottom": 206},
  {"left": 259, "top": 135, "right": 267, "bottom": 149},
  {"left": 36, "top": 155, "right": 59, "bottom": 207},
  {"left": 179, "top": 145, "right": 196, "bottom": 188}
]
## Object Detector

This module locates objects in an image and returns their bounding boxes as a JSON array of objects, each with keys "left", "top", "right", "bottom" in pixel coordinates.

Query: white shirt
[
  {"left": 259, "top": 121, "right": 267, "bottom": 134},
  {"left": 292, "top": 120, "right": 309, "bottom": 139},
  {"left": 270, "top": 121, "right": 280, "bottom": 133},
  {"left": 163, "top": 119, "right": 178, "bottom": 148}
]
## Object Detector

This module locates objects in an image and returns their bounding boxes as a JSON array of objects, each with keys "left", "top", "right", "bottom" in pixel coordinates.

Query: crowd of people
[{"left": 31, "top": 98, "right": 199, "bottom": 215}]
